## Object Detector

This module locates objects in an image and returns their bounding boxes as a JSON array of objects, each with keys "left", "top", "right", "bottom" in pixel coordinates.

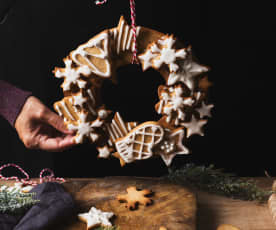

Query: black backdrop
[{"left": 0, "top": 0, "right": 275, "bottom": 177}]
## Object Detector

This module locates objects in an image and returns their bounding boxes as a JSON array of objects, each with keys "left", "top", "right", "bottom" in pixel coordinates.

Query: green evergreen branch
[
  {"left": 0, "top": 187, "right": 39, "bottom": 214},
  {"left": 165, "top": 163, "right": 273, "bottom": 202}
]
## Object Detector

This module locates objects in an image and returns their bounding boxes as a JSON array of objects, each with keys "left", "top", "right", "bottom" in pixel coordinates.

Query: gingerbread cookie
[
  {"left": 114, "top": 121, "right": 164, "bottom": 165},
  {"left": 78, "top": 206, "right": 114, "bottom": 229},
  {"left": 53, "top": 15, "right": 213, "bottom": 166},
  {"left": 116, "top": 186, "right": 153, "bottom": 210},
  {"left": 154, "top": 128, "right": 189, "bottom": 166}
]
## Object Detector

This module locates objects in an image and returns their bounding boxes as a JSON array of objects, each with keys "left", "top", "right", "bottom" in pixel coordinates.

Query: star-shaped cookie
[
  {"left": 117, "top": 186, "right": 153, "bottom": 210},
  {"left": 67, "top": 112, "right": 103, "bottom": 143},
  {"left": 196, "top": 101, "right": 214, "bottom": 118},
  {"left": 154, "top": 128, "right": 189, "bottom": 166},
  {"left": 181, "top": 115, "right": 207, "bottom": 138},
  {"left": 54, "top": 58, "right": 91, "bottom": 91},
  {"left": 167, "top": 47, "right": 209, "bottom": 90},
  {"left": 78, "top": 206, "right": 114, "bottom": 230}
]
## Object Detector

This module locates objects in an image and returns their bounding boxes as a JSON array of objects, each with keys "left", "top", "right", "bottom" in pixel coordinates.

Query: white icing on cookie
[
  {"left": 139, "top": 35, "right": 186, "bottom": 72},
  {"left": 55, "top": 59, "right": 91, "bottom": 91},
  {"left": 153, "top": 36, "right": 186, "bottom": 72},
  {"left": 196, "top": 101, "right": 214, "bottom": 118},
  {"left": 106, "top": 124, "right": 117, "bottom": 143},
  {"left": 68, "top": 112, "right": 103, "bottom": 143},
  {"left": 54, "top": 104, "right": 63, "bottom": 117},
  {"left": 86, "top": 89, "right": 98, "bottom": 116},
  {"left": 115, "top": 112, "right": 128, "bottom": 134},
  {"left": 73, "top": 93, "right": 87, "bottom": 108},
  {"left": 154, "top": 128, "right": 189, "bottom": 166},
  {"left": 158, "top": 85, "right": 194, "bottom": 125},
  {"left": 72, "top": 91, "right": 99, "bottom": 117},
  {"left": 167, "top": 47, "right": 209, "bottom": 90},
  {"left": 112, "top": 17, "right": 141, "bottom": 55},
  {"left": 181, "top": 115, "right": 207, "bottom": 138},
  {"left": 71, "top": 32, "right": 111, "bottom": 78},
  {"left": 139, "top": 48, "right": 158, "bottom": 71},
  {"left": 98, "top": 109, "right": 108, "bottom": 120},
  {"left": 60, "top": 101, "right": 75, "bottom": 121},
  {"left": 126, "top": 122, "right": 138, "bottom": 132},
  {"left": 112, "top": 119, "right": 125, "bottom": 137},
  {"left": 106, "top": 112, "right": 129, "bottom": 143},
  {"left": 87, "top": 89, "right": 96, "bottom": 105},
  {"left": 98, "top": 145, "right": 111, "bottom": 158},
  {"left": 78, "top": 206, "right": 114, "bottom": 229},
  {"left": 115, "top": 122, "right": 164, "bottom": 163}
]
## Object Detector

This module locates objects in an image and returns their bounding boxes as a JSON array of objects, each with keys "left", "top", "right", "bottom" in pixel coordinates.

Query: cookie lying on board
[{"left": 116, "top": 186, "right": 153, "bottom": 210}]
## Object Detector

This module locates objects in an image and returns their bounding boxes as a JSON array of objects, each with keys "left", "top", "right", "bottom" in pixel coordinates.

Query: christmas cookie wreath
[{"left": 53, "top": 16, "right": 213, "bottom": 167}]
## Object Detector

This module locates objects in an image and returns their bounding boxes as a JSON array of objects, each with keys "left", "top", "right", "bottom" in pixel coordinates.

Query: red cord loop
[
  {"left": 0, "top": 163, "right": 65, "bottom": 186},
  {"left": 95, "top": 0, "right": 107, "bottom": 5}
]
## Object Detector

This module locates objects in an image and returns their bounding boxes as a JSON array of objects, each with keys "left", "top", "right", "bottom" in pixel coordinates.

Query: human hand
[{"left": 15, "top": 96, "right": 76, "bottom": 151}]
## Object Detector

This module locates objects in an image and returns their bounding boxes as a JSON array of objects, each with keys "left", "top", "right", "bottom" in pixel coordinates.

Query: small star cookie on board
[
  {"left": 116, "top": 186, "right": 153, "bottom": 210},
  {"left": 78, "top": 206, "right": 114, "bottom": 230}
]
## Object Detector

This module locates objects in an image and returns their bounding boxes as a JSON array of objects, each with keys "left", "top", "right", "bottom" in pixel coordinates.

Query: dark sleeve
[{"left": 0, "top": 80, "right": 32, "bottom": 127}]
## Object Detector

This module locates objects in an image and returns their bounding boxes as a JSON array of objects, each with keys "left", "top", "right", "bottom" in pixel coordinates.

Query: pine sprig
[
  {"left": 0, "top": 187, "right": 39, "bottom": 214},
  {"left": 165, "top": 163, "right": 273, "bottom": 202}
]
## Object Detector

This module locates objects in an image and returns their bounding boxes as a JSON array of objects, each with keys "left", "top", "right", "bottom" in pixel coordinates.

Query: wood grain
[
  {"left": 2, "top": 177, "right": 276, "bottom": 230},
  {"left": 197, "top": 177, "right": 276, "bottom": 230},
  {"left": 58, "top": 177, "right": 196, "bottom": 230}
]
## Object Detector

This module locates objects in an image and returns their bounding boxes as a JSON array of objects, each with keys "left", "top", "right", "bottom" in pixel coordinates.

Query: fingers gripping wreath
[{"left": 53, "top": 16, "right": 214, "bottom": 167}]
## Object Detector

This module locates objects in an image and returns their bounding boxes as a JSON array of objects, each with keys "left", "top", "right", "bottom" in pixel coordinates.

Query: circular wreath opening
[
  {"left": 102, "top": 64, "right": 164, "bottom": 122},
  {"left": 53, "top": 16, "right": 214, "bottom": 167}
]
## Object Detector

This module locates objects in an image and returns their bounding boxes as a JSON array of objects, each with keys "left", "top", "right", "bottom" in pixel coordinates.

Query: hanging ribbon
[
  {"left": 0, "top": 163, "right": 65, "bottom": 187},
  {"left": 95, "top": 0, "right": 107, "bottom": 5},
  {"left": 95, "top": 0, "right": 139, "bottom": 64}
]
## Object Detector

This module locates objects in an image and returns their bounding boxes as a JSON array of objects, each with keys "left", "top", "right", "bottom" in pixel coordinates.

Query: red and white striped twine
[
  {"left": 95, "top": 0, "right": 107, "bottom": 5},
  {"left": 129, "top": 0, "right": 139, "bottom": 64},
  {"left": 0, "top": 163, "right": 65, "bottom": 187},
  {"left": 95, "top": 0, "right": 139, "bottom": 64}
]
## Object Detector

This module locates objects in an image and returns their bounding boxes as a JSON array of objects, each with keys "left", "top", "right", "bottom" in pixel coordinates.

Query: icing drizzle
[
  {"left": 115, "top": 122, "right": 164, "bottom": 163},
  {"left": 111, "top": 16, "right": 141, "bottom": 55},
  {"left": 71, "top": 32, "right": 111, "bottom": 78}
]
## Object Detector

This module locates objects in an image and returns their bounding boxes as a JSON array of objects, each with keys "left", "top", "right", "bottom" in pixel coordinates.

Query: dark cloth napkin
[{"left": 0, "top": 182, "right": 76, "bottom": 230}]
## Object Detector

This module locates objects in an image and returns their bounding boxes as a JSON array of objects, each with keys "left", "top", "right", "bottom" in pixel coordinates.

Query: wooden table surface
[
  {"left": 1, "top": 177, "right": 275, "bottom": 230},
  {"left": 196, "top": 177, "right": 275, "bottom": 230}
]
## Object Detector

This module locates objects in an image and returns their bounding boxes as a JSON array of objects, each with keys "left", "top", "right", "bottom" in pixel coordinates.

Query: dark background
[{"left": 0, "top": 0, "right": 275, "bottom": 177}]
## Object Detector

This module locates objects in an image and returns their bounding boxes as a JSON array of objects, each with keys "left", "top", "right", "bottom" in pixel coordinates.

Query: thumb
[{"left": 43, "top": 109, "right": 74, "bottom": 135}]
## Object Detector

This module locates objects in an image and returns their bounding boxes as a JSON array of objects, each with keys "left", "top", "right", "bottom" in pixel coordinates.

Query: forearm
[{"left": 0, "top": 80, "right": 32, "bottom": 126}]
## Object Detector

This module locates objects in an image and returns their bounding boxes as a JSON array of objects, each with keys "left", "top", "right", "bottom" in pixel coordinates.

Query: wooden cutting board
[{"left": 57, "top": 177, "right": 196, "bottom": 230}]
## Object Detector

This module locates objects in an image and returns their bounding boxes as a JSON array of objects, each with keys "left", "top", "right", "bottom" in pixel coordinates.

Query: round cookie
[{"left": 53, "top": 16, "right": 213, "bottom": 167}]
